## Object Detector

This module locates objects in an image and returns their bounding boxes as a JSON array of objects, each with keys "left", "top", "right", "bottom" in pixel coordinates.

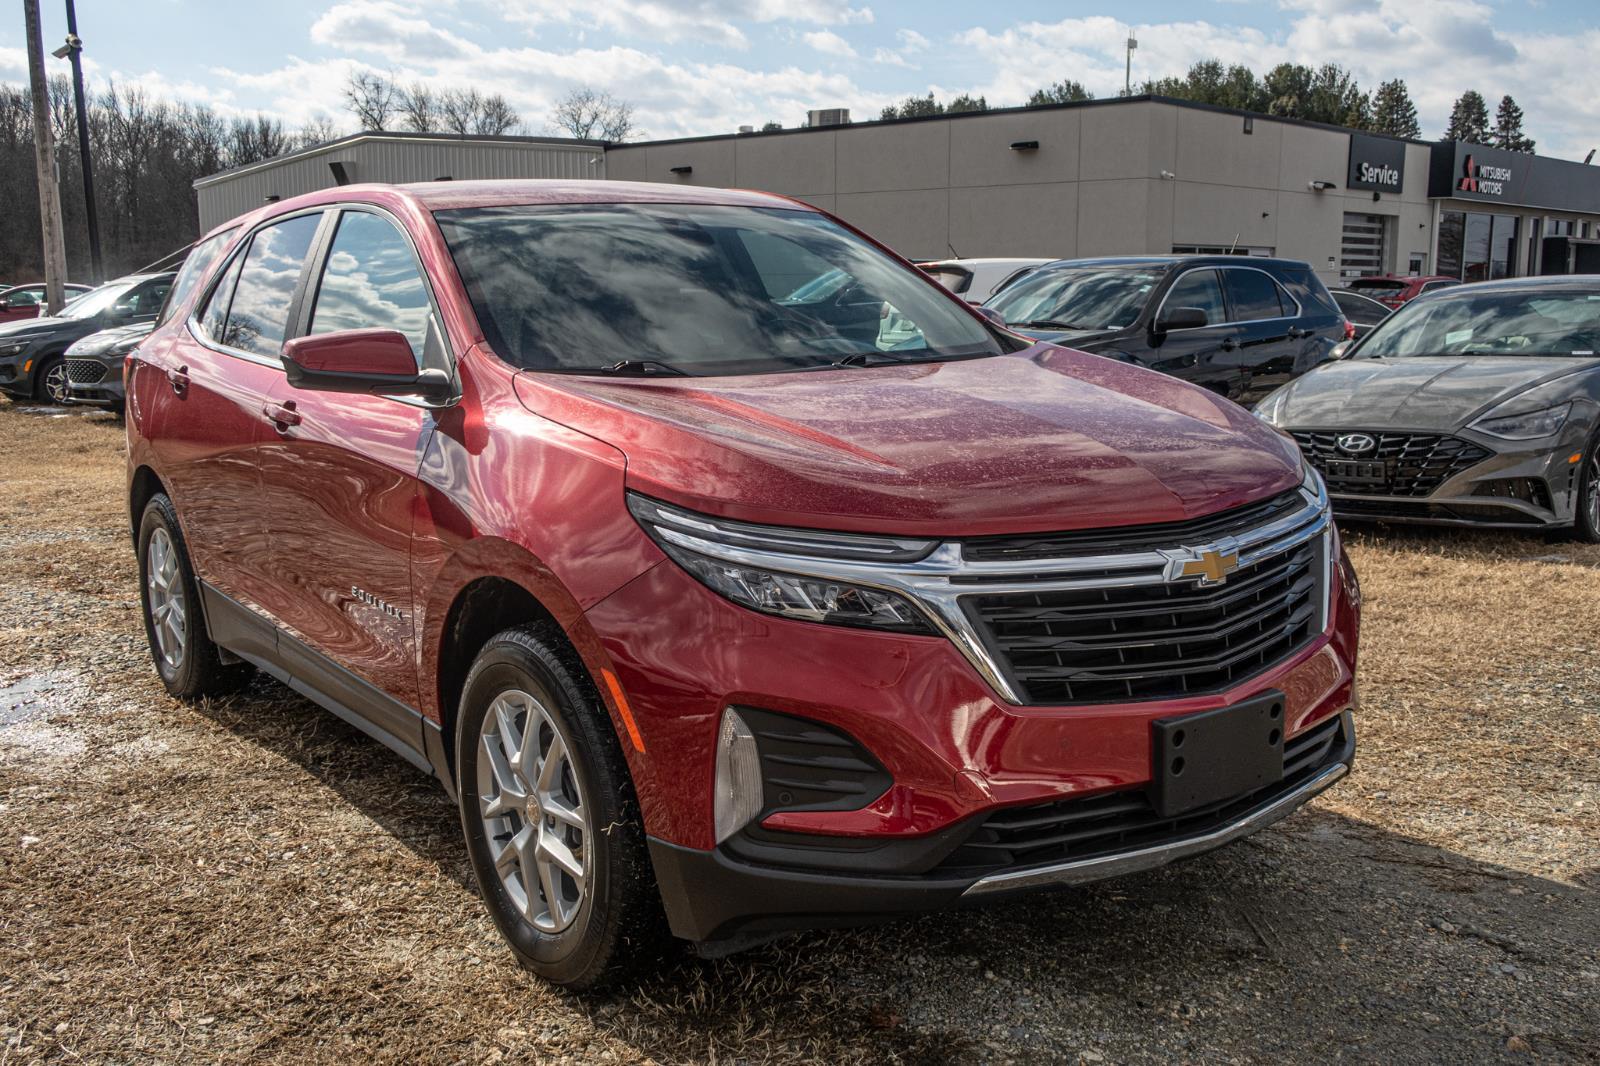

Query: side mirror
[
  {"left": 1154, "top": 306, "right": 1208, "bottom": 332},
  {"left": 281, "top": 329, "right": 453, "bottom": 403},
  {"left": 109, "top": 301, "right": 137, "bottom": 319},
  {"left": 974, "top": 305, "right": 1006, "bottom": 328}
]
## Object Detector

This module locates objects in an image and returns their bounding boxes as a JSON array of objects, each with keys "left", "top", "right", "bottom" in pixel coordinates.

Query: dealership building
[{"left": 194, "top": 95, "right": 1600, "bottom": 287}]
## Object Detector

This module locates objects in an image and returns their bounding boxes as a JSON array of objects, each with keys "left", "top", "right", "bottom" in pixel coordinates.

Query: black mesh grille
[
  {"left": 966, "top": 538, "right": 1323, "bottom": 706},
  {"left": 962, "top": 489, "right": 1305, "bottom": 562},
  {"left": 1334, "top": 498, "right": 1545, "bottom": 525},
  {"left": 1292, "top": 431, "right": 1490, "bottom": 497},
  {"left": 934, "top": 712, "right": 1347, "bottom": 875},
  {"left": 65, "top": 359, "right": 107, "bottom": 384},
  {"left": 1473, "top": 477, "right": 1552, "bottom": 510}
]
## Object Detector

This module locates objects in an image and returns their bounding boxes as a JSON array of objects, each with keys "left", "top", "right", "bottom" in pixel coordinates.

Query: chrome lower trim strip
[{"left": 961, "top": 757, "right": 1349, "bottom": 897}]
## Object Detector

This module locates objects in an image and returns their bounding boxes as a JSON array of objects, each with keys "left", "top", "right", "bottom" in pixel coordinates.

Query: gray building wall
[
  {"left": 195, "top": 134, "right": 605, "bottom": 231},
  {"left": 606, "top": 100, "right": 1436, "bottom": 287}
]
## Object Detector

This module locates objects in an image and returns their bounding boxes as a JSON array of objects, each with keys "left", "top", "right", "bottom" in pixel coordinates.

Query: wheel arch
[{"left": 128, "top": 464, "right": 167, "bottom": 545}]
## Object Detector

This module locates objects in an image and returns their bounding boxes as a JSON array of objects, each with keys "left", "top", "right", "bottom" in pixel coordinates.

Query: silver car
[{"left": 1255, "top": 276, "right": 1600, "bottom": 540}]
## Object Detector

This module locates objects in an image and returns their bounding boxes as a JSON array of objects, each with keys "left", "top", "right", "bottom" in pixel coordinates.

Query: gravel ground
[{"left": 1, "top": 400, "right": 1597, "bottom": 1064}]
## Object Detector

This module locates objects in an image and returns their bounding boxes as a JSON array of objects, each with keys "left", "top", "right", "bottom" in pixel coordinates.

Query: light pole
[
  {"left": 52, "top": 0, "right": 102, "bottom": 284},
  {"left": 1125, "top": 33, "right": 1138, "bottom": 97}
]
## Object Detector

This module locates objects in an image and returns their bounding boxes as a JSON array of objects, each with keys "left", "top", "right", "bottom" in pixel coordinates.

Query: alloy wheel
[
  {"left": 43, "top": 361, "right": 69, "bottom": 405},
  {"left": 1587, "top": 452, "right": 1600, "bottom": 533},
  {"left": 145, "top": 527, "right": 187, "bottom": 671},
  {"left": 477, "top": 688, "right": 591, "bottom": 933}
]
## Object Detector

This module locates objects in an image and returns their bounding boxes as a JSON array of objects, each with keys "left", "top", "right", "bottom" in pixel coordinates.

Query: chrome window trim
[
  {"left": 643, "top": 475, "right": 1332, "bottom": 705},
  {"left": 1155, "top": 265, "right": 1306, "bottom": 334}
]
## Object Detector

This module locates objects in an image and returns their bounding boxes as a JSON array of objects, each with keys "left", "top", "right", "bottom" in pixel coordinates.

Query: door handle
[
  {"left": 263, "top": 400, "right": 301, "bottom": 430},
  {"left": 1287, "top": 327, "right": 1310, "bottom": 339},
  {"left": 166, "top": 365, "right": 189, "bottom": 396},
  {"left": 1220, "top": 338, "right": 1239, "bottom": 351}
]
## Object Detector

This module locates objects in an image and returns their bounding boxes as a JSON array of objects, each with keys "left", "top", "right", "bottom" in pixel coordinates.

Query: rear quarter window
[{"left": 1278, "top": 267, "right": 1341, "bottom": 319}]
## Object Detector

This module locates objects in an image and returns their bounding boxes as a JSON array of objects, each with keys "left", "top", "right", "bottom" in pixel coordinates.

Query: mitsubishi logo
[
  {"left": 1162, "top": 544, "right": 1241, "bottom": 587},
  {"left": 1458, "top": 153, "right": 1478, "bottom": 193}
]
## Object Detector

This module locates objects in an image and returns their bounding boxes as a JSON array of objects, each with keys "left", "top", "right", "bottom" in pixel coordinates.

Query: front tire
[
  {"left": 35, "top": 356, "right": 68, "bottom": 405},
  {"left": 137, "top": 494, "right": 253, "bottom": 698},
  {"left": 1575, "top": 435, "right": 1600, "bottom": 543},
  {"left": 455, "top": 627, "right": 666, "bottom": 990}
]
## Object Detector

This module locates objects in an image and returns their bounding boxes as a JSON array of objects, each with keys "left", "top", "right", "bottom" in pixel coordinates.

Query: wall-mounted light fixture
[
  {"left": 1159, "top": 169, "right": 1176, "bottom": 180},
  {"left": 1243, "top": 116, "right": 1254, "bottom": 135},
  {"left": 264, "top": 194, "right": 280, "bottom": 203},
  {"left": 1008, "top": 140, "right": 1039, "bottom": 152},
  {"left": 1308, "top": 180, "right": 1337, "bottom": 191},
  {"left": 435, "top": 175, "right": 453, "bottom": 181},
  {"left": 670, "top": 165, "right": 693, "bottom": 175}
]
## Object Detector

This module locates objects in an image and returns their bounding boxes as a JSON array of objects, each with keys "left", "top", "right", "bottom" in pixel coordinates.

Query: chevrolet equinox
[{"left": 127, "top": 181, "right": 1360, "bottom": 989}]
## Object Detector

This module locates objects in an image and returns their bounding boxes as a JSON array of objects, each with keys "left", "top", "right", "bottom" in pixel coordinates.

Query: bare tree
[
  {"left": 550, "top": 86, "right": 635, "bottom": 141},
  {"left": 343, "top": 70, "right": 397, "bottom": 131},
  {"left": 295, "top": 114, "right": 342, "bottom": 148},
  {"left": 474, "top": 93, "right": 520, "bottom": 136},
  {"left": 400, "top": 82, "right": 437, "bottom": 132},
  {"left": 433, "top": 87, "right": 522, "bottom": 136}
]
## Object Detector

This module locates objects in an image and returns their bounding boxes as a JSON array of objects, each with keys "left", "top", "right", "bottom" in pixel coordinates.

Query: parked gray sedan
[{"left": 1255, "top": 276, "right": 1600, "bottom": 540}]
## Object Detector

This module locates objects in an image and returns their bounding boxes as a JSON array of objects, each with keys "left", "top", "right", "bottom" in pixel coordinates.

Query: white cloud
[
  {"left": 895, "top": 28, "right": 929, "bottom": 51},
  {"left": 803, "top": 30, "right": 857, "bottom": 59},
  {"left": 500, "top": 0, "right": 873, "bottom": 50},
  {"left": 310, "top": 0, "right": 476, "bottom": 62},
  {"left": 871, "top": 47, "right": 914, "bottom": 69}
]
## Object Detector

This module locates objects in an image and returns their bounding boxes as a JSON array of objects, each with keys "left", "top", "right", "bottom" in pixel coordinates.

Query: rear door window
[
  {"left": 220, "top": 213, "right": 323, "bottom": 356},
  {"left": 1223, "top": 269, "right": 1290, "bottom": 321},
  {"left": 1162, "top": 269, "right": 1227, "bottom": 327},
  {"left": 308, "top": 211, "right": 434, "bottom": 362}
]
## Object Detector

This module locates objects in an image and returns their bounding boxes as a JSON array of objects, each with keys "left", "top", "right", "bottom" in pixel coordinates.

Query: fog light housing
[{"left": 713, "top": 708, "right": 763, "bottom": 843}]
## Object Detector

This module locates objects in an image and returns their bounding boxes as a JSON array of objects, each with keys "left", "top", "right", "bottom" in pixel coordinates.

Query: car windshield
[
  {"left": 1349, "top": 278, "right": 1406, "bottom": 292},
  {"left": 60, "top": 280, "right": 138, "bottom": 320},
  {"left": 1356, "top": 288, "right": 1600, "bottom": 358},
  {"left": 985, "top": 266, "right": 1162, "bottom": 330},
  {"left": 433, "top": 203, "right": 1004, "bottom": 375}
]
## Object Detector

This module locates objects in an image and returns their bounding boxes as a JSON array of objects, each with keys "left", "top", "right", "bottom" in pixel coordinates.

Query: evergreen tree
[
  {"left": 1492, "top": 94, "right": 1535, "bottom": 153},
  {"left": 1369, "top": 79, "right": 1420, "bottom": 138},
  {"left": 946, "top": 94, "right": 989, "bottom": 114},
  {"left": 1027, "top": 80, "right": 1093, "bottom": 106},
  {"left": 1443, "top": 90, "right": 1490, "bottom": 143},
  {"left": 880, "top": 93, "right": 943, "bottom": 120},
  {"left": 1263, "top": 63, "right": 1315, "bottom": 119}
]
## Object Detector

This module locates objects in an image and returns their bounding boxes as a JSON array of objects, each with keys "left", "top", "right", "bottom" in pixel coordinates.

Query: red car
[
  {"left": 125, "top": 181, "right": 1359, "bottom": 988},
  {"left": 0, "top": 282, "right": 92, "bottom": 322},
  {"left": 1344, "top": 274, "right": 1459, "bottom": 309}
]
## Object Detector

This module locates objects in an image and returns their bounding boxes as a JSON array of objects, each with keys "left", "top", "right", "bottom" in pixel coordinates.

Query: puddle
[
  {"left": 0, "top": 669, "right": 93, "bottom": 762},
  {"left": 11, "top": 405, "right": 110, "bottom": 419},
  {"left": 0, "top": 674, "right": 55, "bottom": 726}
]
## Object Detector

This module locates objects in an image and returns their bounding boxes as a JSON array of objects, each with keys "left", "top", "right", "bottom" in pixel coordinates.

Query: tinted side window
[
  {"left": 199, "top": 253, "right": 244, "bottom": 342},
  {"left": 222, "top": 213, "right": 322, "bottom": 356},
  {"left": 309, "top": 212, "right": 432, "bottom": 361},
  {"left": 1223, "top": 269, "right": 1288, "bottom": 321},
  {"left": 1163, "top": 269, "right": 1227, "bottom": 326},
  {"left": 125, "top": 279, "right": 173, "bottom": 318},
  {"left": 162, "top": 228, "right": 237, "bottom": 326}
]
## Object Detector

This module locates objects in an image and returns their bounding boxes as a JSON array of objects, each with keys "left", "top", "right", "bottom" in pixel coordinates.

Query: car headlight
[
  {"left": 627, "top": 493, "right": 938, "bottom": 634},
  {"left": 0, "top": 342, "right": 28, "bottom": 358},
  {"left": 1254, "top": 387, "right": 1291, "bottom": 426},
  {"left": 1468, "top": 401, "right": 1572, "bottom": 441}
]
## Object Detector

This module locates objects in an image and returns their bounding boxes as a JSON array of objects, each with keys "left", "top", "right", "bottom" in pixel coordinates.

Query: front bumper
[
  {"left": 0, "top": 350, "right": 33, "bottom": 397},
  {"left": 64, "top": 355, "right": 125, "bottom": 408},
  {"left": 648, "top": 713, "right": 1354, "bottom": 942}
]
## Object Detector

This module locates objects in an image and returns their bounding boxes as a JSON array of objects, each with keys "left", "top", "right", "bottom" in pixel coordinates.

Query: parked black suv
[
  {"left": 984, "top": 256, "right": 1345, "bottom": 405},
  {"left": 0, "top": 272, "right": 173, "bottom": 404}
]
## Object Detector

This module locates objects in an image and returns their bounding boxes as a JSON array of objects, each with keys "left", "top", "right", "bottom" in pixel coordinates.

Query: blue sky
[{"left": 3, "top": 1, "right": 1597, "bottom": 158}]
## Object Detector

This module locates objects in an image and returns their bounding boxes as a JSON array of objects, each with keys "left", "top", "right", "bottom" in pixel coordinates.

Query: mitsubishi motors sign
[{"left": 1431, "top": 140, "right": 1600, "bottom": 213}]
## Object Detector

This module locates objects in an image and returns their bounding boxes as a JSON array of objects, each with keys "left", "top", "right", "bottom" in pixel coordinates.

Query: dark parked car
[
  {"left": 984, "top": 256, "right": 1346, "bottom": 405},
  {"left": 1345, "top": 274, "right": 1459, "bottom": 309},
  {"left": 0, "top": 282, "right": 93, "bottom": 323},
  {"left": 1332, "top": 288, "right": 1392, "bottom": 339},
  {"left": 0, "top": 273, "right": 173, "bottom": 403},
  {"left": 1257, "top": 275, "right": 1600, "bottom": 538},
  {"left": 124, "top": 181, "right": 1357, "bottom": 988}
]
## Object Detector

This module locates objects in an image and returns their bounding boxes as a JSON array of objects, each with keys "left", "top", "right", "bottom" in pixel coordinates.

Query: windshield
[
  {"left": 1356, "top": 288, "right": 1600, "bottom": 358},
  {"left": 1348, "top": 278, "right": 1405, "bottom": 292},
  {"left": 985, "top": 267, "right": 1162, "bottom": 331},
  {"left": 61, "top": 281, "right": 138, "bottom": 320},
  {"left": 433, "top": 203, "right": 1003, "bottom": 375}
]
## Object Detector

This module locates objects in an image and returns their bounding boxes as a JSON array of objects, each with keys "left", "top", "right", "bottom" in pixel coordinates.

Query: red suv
[
  {"left": 1345, "top": 274, "right": 1460, "bottom": 308},
  {"left": 126, "top": 181, "right": 1359, "bottom": 988}
]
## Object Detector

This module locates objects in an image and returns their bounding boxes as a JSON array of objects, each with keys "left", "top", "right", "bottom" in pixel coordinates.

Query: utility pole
[
  {"left": 54, "top": 0, "right": 101, "bottom": 284},
  {"left": 23, "top": 0, "right": 69, "bottom": 314},
  {"left": 1125, "top": 32, "right": 1138, "bottom": 97}
]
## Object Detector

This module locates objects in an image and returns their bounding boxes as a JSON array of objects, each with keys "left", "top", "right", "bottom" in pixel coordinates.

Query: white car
[{"left": 916, "top": 258, "right": 1054, "bottom": 304}]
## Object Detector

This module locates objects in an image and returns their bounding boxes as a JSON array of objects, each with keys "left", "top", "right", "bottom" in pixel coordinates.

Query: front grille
[
  {"left": 935, "top": 712, "right": 1348, "bottom": 875},
  {"left": 64, "top": 358, "right": 107, "bottom": 384},
  {"left": 1292, "top": 431, "right": 1490, "bottom": 497},
  {"left": 966, "top": 538, "right": 1323, "bottom": 705},
  {"left": 1335, "top": 498, "right": 1545, "bottom": 525},
  {"left": 1473, "top": 477, "right": 1552, "bottom": 510},
  {"left": 963, "top": 489, "right": 1306, "bottom": 562}
]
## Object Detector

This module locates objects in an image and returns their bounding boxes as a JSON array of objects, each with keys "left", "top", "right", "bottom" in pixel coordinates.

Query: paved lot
[{"left": 1, "top": 402, "right": 1597, "bottom": 1063}]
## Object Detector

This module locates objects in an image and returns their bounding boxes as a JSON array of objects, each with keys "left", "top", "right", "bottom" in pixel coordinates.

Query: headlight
[
  {"left": 627, "top": 493, "right": 938, "bottom": 634},
  {"left": 1468, "top": 401, "right": 1572, "bottom": 440},
  {"left": 0, "top": 342, "right": 28, "bottom": 358}
]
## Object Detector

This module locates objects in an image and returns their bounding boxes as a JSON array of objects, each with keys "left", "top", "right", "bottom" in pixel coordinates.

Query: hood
[
  {"left": 66, "top": 321, "right": 154, "bottom": 358},
  {"left": 1272, "top": 355, "right": 1600, "bottom": 431},
  {"left": 1011, "top": 326, "right": 1120, "bottom": 348},
  {"left": 513, "top": 346, "right": 1302, "bottom": 537},
  {"left": 0, "top": 315, "right": 74, "bottom": 341}
]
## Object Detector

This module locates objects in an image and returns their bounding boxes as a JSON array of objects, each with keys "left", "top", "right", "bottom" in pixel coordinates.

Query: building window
[
  {"left": 1437, "top": 211, "right": 1465, "bottom": 279},
  {"left": 1438, "top": 211, "right": 1519, "bottom": 281},
  {"left": 1169, "top": 244, "right": 1274, "bottom": 257}
]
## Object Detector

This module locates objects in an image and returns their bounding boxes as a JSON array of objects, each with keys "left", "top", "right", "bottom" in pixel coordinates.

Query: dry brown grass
[{"left": 1, "top": 399, "right": 1596, "bottom": 1064}]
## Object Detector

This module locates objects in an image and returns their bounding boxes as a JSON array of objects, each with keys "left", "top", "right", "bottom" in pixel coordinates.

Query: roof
[
  {"left": 1034, "top": 255, "right": 1315, "bottom": 271},
  {"left": 1424, "top": 275, "right": 1600, "bottom": 294}
]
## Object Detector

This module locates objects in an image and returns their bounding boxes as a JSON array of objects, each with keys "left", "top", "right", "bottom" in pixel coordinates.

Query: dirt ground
[{"left": 1, "top": 400, "right": 1596, "bottom": 1064}]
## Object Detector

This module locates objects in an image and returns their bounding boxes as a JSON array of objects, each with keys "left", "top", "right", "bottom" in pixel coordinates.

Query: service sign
[{"left": 1346, "top": 133, "right": 1407, "bottom": 194}]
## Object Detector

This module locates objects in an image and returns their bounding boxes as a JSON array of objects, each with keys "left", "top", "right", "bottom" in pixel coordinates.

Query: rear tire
[
  {"left": 1574, "top": 435, "right": 1600, "bottom": 544},
  {"left": 137, "top": 493, "right": 254, "bottom": 698},
  {"left": 455, "top": 626, "right": 667, "bottom": 990}
]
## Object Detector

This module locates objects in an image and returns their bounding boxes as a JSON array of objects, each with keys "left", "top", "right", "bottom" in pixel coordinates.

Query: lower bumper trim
[{"left": 962, "top": 759, "right": 1348, "bottom": 896}]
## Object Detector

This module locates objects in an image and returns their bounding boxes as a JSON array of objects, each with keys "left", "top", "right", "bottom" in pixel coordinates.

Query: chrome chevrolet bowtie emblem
[
  {"left": 1336, "top": 433, "right": 1376, "bottom": 455},
  {"left": 1162, "top": 544, "right": 1241, "bottom": 586}
]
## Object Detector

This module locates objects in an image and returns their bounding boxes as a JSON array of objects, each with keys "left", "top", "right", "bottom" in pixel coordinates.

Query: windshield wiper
[
  {"left": 591, "top": 359, "right": 688, "bottom": 376},
  {"left": 1012, "top": 319, "right": 1095, "bottom": 330}
]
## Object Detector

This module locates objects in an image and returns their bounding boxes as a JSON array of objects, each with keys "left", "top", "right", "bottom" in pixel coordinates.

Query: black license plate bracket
[
  {"left": 1150, "top": 691, "right": 1286, "bottom": 818},
  {"left": 1324, "top": 459, "right": 1387, "bottom": 484}
]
